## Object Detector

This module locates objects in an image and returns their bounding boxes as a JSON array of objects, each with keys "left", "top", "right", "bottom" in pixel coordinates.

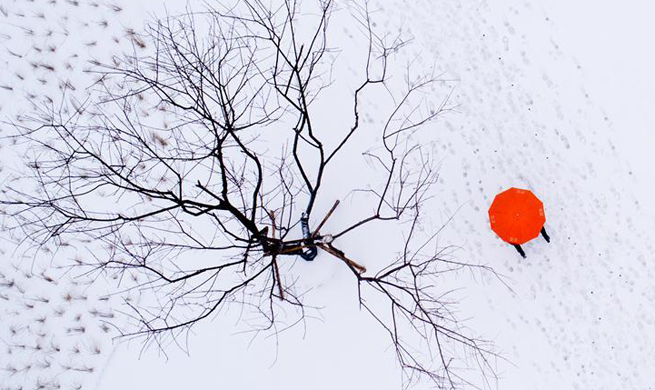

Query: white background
[{"left": 2, "top": 0, "right": 655, "bottom": 389}]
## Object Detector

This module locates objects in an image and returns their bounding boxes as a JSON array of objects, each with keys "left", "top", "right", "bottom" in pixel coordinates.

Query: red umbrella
[{"left": 488, "top": 187, "right": 545, "bottom": 245}]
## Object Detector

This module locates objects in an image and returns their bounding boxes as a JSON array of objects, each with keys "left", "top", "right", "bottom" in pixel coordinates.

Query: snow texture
[{"left": 2, "top": 0, "right": 655, "bottom": 389}]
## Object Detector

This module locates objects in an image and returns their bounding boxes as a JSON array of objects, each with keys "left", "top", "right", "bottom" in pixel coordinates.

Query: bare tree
[{"left": 1, "top": 0, "right": 498, "bottom": 388}]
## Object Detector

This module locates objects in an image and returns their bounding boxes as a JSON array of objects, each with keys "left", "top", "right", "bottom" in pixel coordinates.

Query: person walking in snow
[{"left": 488, "top": 187, "right": 550, "bottom": 258}]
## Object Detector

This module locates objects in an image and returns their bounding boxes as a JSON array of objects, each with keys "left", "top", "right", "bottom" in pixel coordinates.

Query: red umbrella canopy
[{"left": 488, "top": 187, "right": 545, "bottom": 245}]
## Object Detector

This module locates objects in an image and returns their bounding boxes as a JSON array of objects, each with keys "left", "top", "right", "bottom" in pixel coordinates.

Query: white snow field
[{"left": 2, "top": 0, "right": 655, "bottom": 389}]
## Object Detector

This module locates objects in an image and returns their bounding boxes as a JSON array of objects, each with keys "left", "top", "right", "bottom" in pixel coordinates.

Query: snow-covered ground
[{"left": 2, "top": 0, "right": 655, "bottom": 389}]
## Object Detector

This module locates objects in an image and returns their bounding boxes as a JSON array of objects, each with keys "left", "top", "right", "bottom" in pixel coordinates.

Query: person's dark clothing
[
  {"left": 541, "top": 227, "right": 550, "bottom": 243},
  {"left": 513, "top": 244, "right": 526, "bottom": 258}
]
